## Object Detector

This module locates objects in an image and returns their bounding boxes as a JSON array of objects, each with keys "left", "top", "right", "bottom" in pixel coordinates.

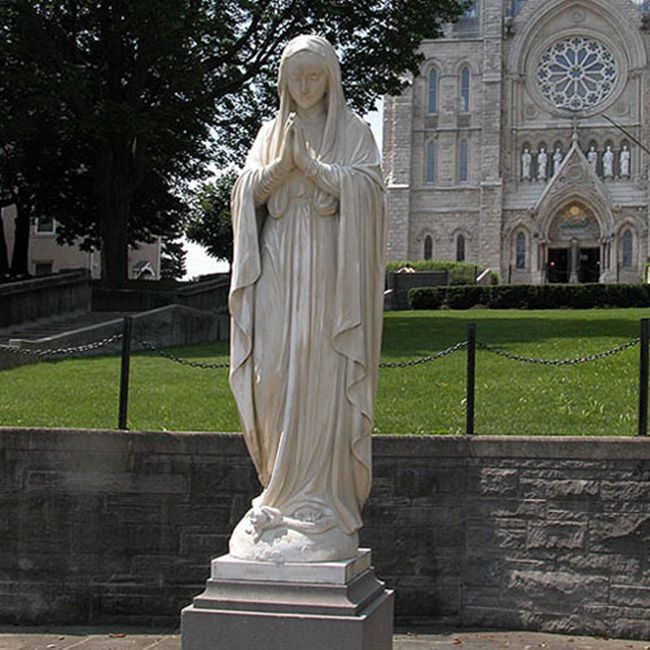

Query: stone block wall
[
  {"left": 0, "top": 270, "right": 91, "bottom": 328},
  {"left": 1, "top": 428, "right": 649, "bottom": 640}
]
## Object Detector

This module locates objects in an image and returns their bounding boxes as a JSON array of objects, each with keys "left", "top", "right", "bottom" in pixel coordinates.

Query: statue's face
[{"left": 285, "top": 51, "right": 328, "bottom": 112}]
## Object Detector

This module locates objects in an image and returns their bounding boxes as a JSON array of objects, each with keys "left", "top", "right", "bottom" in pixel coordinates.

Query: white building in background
[
  {"left": 384, "top": 0, "right": 650, "bottom": 284},
  {"left": 1, "top": 205, "right": 161, "bottom": 279}
]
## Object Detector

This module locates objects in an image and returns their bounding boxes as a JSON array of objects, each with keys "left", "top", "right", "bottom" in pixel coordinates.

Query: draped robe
[{"left": 229, "top": 109, "right": 386, "bottom": 539}]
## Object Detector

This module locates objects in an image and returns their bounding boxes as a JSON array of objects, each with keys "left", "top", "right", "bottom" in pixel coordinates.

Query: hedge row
[{"left": 409, "top": 283, "right": 650, "bottom": 310}]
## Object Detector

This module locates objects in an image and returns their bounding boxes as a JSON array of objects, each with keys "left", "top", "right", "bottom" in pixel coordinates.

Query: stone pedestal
[{"left": 181, "top": 549, "right": 394, "bottom": 650}]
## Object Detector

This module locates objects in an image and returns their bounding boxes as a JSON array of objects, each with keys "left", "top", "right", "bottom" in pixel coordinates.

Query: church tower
[{"left": 384, "top": 0, "right": 650, "bottom": 284}]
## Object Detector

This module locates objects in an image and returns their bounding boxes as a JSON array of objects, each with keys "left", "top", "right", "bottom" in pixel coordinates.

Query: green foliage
[
  {"left": 410, "top": 283, "right": 650, "bottom": 310},
  {"left": 0, "top": 309, "right": 643, "bottom": 436},
  {"left": 0, "top": 0, "right": 468, "bottom": 284},
  {"left": 186, "top": 171, "right": 237, "bottom": 264},
  {"left": 160, "top": 239, "right": 187, "bottom": 281},
  {"left": 386, "top": 260, "right": 487, "bottom": 285}
]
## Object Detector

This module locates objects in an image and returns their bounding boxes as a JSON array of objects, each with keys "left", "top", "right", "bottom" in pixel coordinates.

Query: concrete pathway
[{"left": 0, "top": 627, "right": 649, "bottom": 650}]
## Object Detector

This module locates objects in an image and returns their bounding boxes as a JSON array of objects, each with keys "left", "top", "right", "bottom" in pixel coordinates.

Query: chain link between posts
[
  {"left": 477, "top": 337, "right": 641, "bottom": 366},
  {"left": 0, "top": 333, "right": 123, "bottom": 358},
  {"left": 378, "top": 341, "right": 468, "bottom": 368},
  {"left": 133, "top": 336, "right": 230, "bottom": 369},
  {"left": 0, "top": 332, "right": 641, "bottom": 369}
]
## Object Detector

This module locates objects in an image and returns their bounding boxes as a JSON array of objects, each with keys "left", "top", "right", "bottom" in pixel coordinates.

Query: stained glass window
[
  {"left": 428, "top": 68, "right": 438, "bottom": 113},
  {"left": 459, "top": 140, "right": 469, "bottom": 182},
  {"left": 456, "top": 234, "right": 466, "bottom": 262},
  {"left": 426, "top": 141, "right": 436, "bottom": 184},
  {"left": 516, "top": 232, "right": 526, "bottom": 269},
  {"left": 623, "top": 230, "right": 633, "bottom": 268},
  {"left": 424, "top": 235, "right": 433, "bottom": 260},
  {"left": 460, "top": 67, "right": 470, "bottom": 112},
  {"left": 536, "top": 36, "right": 618, "bottom": 112}
]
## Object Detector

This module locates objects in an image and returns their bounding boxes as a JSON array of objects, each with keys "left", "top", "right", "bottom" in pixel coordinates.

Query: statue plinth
[{"left": 181, "top": 549, "right": 394, "bottom": 650}]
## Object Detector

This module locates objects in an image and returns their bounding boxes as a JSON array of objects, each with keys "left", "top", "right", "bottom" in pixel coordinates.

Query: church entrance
[
  {"left": 547, "top": 248, "right": 569, "bottom": 283},
  {"left": 578, "top": 247, "right": 600, "bottom": 283},
  {"left": 545, "top": 202, "right": 603, "bottom": 284}
]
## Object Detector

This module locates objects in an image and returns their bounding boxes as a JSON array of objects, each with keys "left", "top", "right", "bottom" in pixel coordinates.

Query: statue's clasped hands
[{"left": 277, "top": 113, "right": 316, "bottom": 177}]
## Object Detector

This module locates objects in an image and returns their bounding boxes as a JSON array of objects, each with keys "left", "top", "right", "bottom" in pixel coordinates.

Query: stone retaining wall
[
  {"left": 0, "top": 270, "right": 91, "bottom": 327},
  {"left": 1, "top": 429, "right": 649, "bottom": 640}
]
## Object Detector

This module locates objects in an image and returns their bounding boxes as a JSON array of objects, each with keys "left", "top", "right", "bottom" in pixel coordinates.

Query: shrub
[{"left": 408, "top": 283, "right": 650, "bottom": 310}]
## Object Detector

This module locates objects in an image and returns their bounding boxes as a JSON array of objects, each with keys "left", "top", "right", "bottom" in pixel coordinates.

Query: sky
[{"left": 182, "top": 99, "right": 384, "bottom": 280}]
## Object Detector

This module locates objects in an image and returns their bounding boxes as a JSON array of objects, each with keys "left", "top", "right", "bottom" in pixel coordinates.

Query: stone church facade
[{"left": 383, "top": 0, "right": 650, "bottom": 283}]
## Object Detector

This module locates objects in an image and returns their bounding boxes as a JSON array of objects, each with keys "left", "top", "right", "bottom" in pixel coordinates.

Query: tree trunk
[
  {"left": 10, "top": 201, "right": 31, "bottom": 277},
  {"left": 0, "top": 211, "right": 9, "bottom": 278},
  {"left": 95, "top": 143, "right": 132, "bottom": 288}
]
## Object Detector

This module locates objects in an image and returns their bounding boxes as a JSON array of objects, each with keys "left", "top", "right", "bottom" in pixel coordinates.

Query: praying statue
[
  {"left": 603, "top": 145, "right": 614, "bottom": 179},
  {"left": 620, "top": 145, "right": 631, "bottom": 178},
  {"left": 553, "top": 147, "right": 563, "bottom": 176},
  {"left": 228, "top": 34, "right": 386, "bottom": 563},
  {"left": 537, "top": 147, "right": 548, "bottom": 181},
  {"left": 521, "top": 148, "right": 532, "bottom": 180},
  {"left": 587, "top": 145, "right": 598, "bottom": 173}
]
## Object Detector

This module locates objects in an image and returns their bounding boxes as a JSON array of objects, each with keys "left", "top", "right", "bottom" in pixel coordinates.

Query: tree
[
  {"left": 0, "top": 0, "right": 467, "bottom": 286},
  {"left": 186, "top": 171, "right": 237, "bottom": 265},
  {"left": 160, "top": 238, "right": 187, "bottom": 281}
]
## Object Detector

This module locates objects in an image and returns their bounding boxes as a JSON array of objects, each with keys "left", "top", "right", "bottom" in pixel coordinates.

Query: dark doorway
[
  {"left": 547, "top": 248, "right": 569, "bottom": 283},
  {"left": 579, "top": 247, "right": 600, "bottom": 283}
]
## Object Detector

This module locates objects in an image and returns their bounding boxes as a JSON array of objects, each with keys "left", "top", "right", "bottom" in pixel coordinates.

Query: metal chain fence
[
  {"left": 134, "top": 336, "right": 230, "bottom": 369},
  {"left": 0, "top": 333, "right": 123, "bottom": 358},
  {"left": 1, "top": 317, "right": 648, "bottom": 435},
  {"left": 477, "top": 337, "right": 641, "bottom": 366}
]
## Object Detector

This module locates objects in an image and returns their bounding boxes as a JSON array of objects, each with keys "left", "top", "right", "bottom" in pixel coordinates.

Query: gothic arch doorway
[{"left": 545, "top": 202, "right": 603, "bottom": 283}]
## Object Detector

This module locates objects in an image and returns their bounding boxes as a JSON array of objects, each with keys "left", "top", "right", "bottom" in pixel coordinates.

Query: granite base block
[{"left": 181, "top": 549, "right": 394, "bottom": 650}]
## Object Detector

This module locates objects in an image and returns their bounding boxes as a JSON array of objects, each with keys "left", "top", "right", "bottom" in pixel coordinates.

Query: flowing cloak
[{"left": 228, "top": 110, "right": 386, "bottom": 535}]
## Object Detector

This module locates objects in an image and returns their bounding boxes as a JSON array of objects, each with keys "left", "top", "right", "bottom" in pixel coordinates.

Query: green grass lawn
[{"left": 1, "top": 308, "right": 647, "bottom": 435}]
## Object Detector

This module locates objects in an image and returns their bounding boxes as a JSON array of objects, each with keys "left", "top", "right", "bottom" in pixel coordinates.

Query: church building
[{"left": 383, "top": 0, "right": 650, "bottom": 283}]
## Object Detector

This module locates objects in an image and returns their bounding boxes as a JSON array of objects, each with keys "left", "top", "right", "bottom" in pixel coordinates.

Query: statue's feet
[{"left": 229, "top": 506, "right": 358, "bottom": 563}]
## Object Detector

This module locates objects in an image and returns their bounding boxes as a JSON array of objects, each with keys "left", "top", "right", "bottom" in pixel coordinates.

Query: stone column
[
  {"left": 569, "top": 238, "right": 579, "bottom": 283},
  {"left": 385, "top": 87, "right": 413, "bottom": 261},
  {"left": 478, "top": 0, "right": 504, "bottom": 274}
]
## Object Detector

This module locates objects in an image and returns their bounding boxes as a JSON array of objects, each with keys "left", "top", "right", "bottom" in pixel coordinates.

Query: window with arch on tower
[
  {"left": 456, "top": 234, "right": 466, "bottom": 262},
  {"left": 428, "top": 68, "right": 438, "bottom": 114},
  {"left": 424, "top": 235, "right": 433, "bottom": 260},
  {"left": 426, "top": 141, "right": 436, "bottom": 184},
  {"left": 460, "top": 67, "right": 470, "bottom": 112},
  {"left": 515, "top": 231, "right": 526, "bottom": 269},
  {"left": 459, "top": 140, "right": 469, "bottom": 182},
  {"left": 622, "top": 230, "right": 634, "bottom": 268}
]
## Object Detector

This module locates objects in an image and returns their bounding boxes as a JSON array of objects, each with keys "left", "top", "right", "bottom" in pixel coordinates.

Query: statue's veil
[{"left": 268, "top": 34, "right": 347, "bottom": 164}]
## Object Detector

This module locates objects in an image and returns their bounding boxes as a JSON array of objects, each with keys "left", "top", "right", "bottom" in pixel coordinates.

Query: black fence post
[
  {"left": 638, "top": 318, "right": 649, "bottom": 437},
  {"left": 118, "top": 316, "right": 133, "bottom": 430},
  {"left": 466, "top": 322, "right": 476, "bottom": 436}
]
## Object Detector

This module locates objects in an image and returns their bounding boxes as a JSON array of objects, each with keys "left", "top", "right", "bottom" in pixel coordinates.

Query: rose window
[{"left": 536, "top": 36, "right": 618, "bottom": 111}]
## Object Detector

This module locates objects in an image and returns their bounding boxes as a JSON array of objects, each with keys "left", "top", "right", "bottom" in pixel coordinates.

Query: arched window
[
  {"left": 456, "top": 234, "right": 466, "bottom": 262},
  {"left": 424, "top": 235, "right": 433, "bottom": 260},
  {"left": 426, "top": 141, "right": 436, "bottom": 184},
  {"left": 515, "top": 231, "right": 526, "bottom": 269},
  {"left": 428, "top": 68, "right": 438, "bottom": 114},
  {"left": 623, "top": 230, "right": 633, "bottom": 268},
  {"left": 466, "top": 0, "right": 478, "bottom": 17},
  {"left": 460, "top": 67, "right": 470, "bottom": 112},
  {"left": 459, "top": 140, "right": 469, "bottom": 182}
]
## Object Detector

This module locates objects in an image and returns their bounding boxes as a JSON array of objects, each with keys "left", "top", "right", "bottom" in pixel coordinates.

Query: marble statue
[
  {"left": 228, "top": 34, "right": 386, "bottom": 563},
  {"left": 521, "top": 148, "right": 531, "bottom": 180},
  {"left": 620, "top": 145, "right": 631, "bottom": 177},
  {"left": 553, "top": 147, "right": 563, "bottom": 176},
  {"left": 537, "top": 147, "right": 547, "bottom": 181},
  {"left": 603, "top": 145, "right": 614, "bottom": 178},
  {"left": 587, "top": 145, "right": 598, "bottom": 173}
]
